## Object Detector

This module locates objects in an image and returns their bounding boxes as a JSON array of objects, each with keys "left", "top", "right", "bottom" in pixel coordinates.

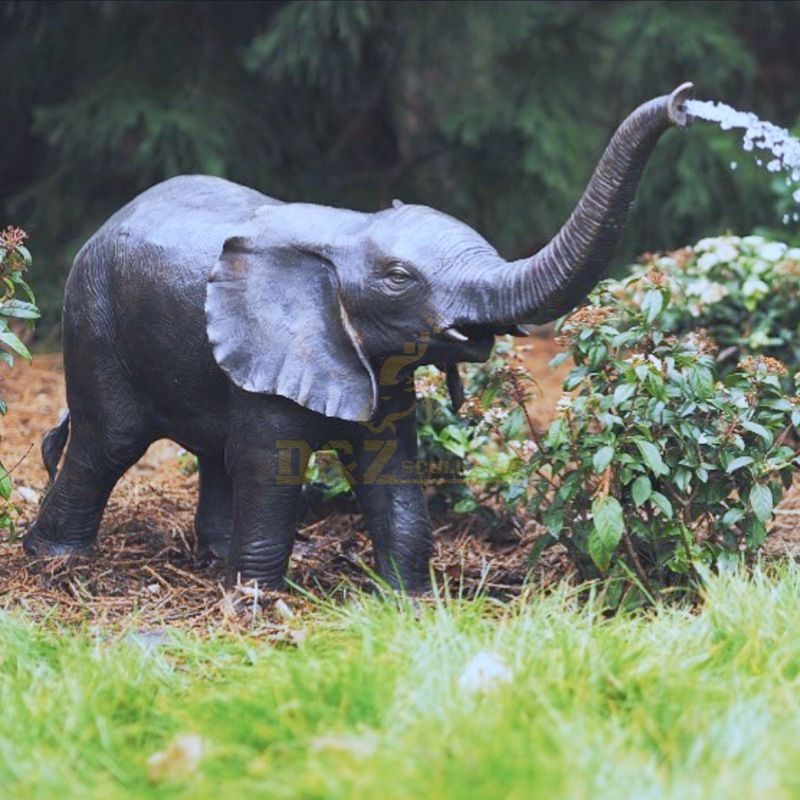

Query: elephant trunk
[{"left": 463, "top": 82, "right": 693, "bottom": 328}]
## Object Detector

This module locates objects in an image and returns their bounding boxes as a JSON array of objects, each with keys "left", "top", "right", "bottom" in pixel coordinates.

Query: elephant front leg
[
  {"left": 224, "top": 443, "right": 309, "bottom": 589},
  {"left": 354, "top": 479, "right": 432, "bottom": 593},
  {"left": 349, "top": 389, "right": 432, "bottom": 593}
]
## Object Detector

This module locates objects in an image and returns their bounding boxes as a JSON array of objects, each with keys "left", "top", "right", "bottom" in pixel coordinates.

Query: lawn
[{"left": 3, "top": 567, "right": 800, "bottom": 799}]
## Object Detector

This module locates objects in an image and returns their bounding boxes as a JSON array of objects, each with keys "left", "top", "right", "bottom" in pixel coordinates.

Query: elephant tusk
[
  {"left": 442, "top": 327, "right": 469, "bottom": 342},
  {"left": 510, "top": 324, "right": 530, "bottom": 337}
]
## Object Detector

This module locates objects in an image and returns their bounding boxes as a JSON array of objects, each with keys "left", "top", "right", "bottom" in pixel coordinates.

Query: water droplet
[{"left": 685, "top": 99, "right": 800, "bottom": 221}]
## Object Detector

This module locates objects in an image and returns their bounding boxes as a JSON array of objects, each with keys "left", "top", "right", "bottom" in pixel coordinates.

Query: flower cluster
[
  {"left": 739, "top": 355, "right": 788, "bottom": 377},
  {"left": 554, "top": 306, "right": 616, "bottom": 347},
  {"left": 596, "top": 235, "right": 800, "bottom": 380},
  {"left": 0, "top": 226, "right": 27, "bottom": 249}
]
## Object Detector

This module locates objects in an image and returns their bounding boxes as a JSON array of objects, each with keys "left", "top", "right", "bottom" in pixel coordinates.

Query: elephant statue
[{"left": 25, "top": 83, "right": 693, "bottom": 592}]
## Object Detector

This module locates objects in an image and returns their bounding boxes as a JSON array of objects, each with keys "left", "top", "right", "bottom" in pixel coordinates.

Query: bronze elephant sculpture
[{"left": 26, "top": 83, "right": 693, "bottom": 591}]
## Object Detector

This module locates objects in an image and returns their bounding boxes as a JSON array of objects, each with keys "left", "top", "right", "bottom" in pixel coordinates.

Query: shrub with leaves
[
  {"left": 0, "top": 226, "right": 39, "bottom": 532},
  {"left": 606, "top": 235, "right": 800, "bottom": 374},
  {"left": 525, "top": 282, "right": 800, "bottom": 603},
  {"left": 414, "top": 339, "right": 539, "bottom": 521}
]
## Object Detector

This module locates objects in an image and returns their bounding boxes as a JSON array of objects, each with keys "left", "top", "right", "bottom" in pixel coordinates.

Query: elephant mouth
[{"left": 437, "top": 323, "right": 527, "bottom": 361}]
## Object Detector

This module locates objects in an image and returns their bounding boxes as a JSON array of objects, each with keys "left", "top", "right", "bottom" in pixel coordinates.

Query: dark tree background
[{"left": 3, "top": 0, "right": 800, "bottom": 332}]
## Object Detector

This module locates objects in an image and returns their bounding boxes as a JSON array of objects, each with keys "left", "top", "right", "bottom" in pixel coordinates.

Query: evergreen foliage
[{"left": 2, "top": 0, "right": 799, "bottom": 325}]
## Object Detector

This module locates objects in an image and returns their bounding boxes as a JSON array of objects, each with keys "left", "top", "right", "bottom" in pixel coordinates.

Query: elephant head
[{"left": 206, "top": 83, "right": 693, "bottom": 422}]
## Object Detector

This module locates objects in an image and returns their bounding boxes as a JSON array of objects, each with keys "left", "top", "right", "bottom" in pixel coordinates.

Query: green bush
[
  {"left": 0, "top": 226, "right": 39, "bottom": 533},
  {"left": 417, "top": 235, "right": 800, "bottom": 604},
  {"left": 604, "top": 235, "right": 800, "bottom": 374},
  {"left": 414, "top": 339, "right": 538, "bottom": 521},
  {"left": 527, "top": 297, "right": 798, "bottom": 603}
]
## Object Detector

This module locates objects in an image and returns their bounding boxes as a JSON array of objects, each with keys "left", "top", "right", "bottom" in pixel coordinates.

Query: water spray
[{"left": 685, "top": 99, "right": 800, "bottom": 224}]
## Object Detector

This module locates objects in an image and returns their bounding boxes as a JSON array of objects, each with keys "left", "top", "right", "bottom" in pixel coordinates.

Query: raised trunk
[{"left": 465, "top": 83, "right": 693, "bottom": 327}]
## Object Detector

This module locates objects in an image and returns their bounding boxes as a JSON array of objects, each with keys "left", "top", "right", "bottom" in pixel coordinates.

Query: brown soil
[{"left": 1, "top": 340, "right": 798, "bottom": 633}]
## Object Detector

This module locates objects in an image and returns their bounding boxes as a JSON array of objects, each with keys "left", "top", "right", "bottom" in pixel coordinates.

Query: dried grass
[
  {"left": 0, "top": 351, "right": 568, "bottom": 633},
  {"left": 2, "top": 347, "right": 798, "bottom": 633}
]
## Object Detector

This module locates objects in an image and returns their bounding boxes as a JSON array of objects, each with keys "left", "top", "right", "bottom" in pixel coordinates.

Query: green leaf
[
  {"left": 635, "top": 439, "right": 668, "bottom": 476},
  {"left": 641, "top": 289, "right": 663, "bottom": 324},
  {"left": 502, "top": 407, "right": 524, "bottom": 440},
  {"left": 688, "top": 365, "right": 714, "bottom": 400},
  {"left": 546, "top": 418, "right": 568, "bottom": 448},
  {"left": 592, "top": 445, "right": 615, "bottom": 474},
  {"left": 0, "top": 463, "right": 11, "bottom": 501},
  {"left": 631, "top": 475, "right": 652, "bottom": 507},
  {"left": 726, "top": 456, "right": 754, "bottom": 473},
  {"left": 588, "top": 495, "right": 624, "bottom": 571},
  {"left": 745, "top": 517, "right": 767, "bottom": 548},
  {"left": 542, "top": 506, "right": 564, "bottom": 536},
  {"left": 673, "top": 467, "right": 692, "bottom": 492},
  {"left": 650, "top": 491, "right": 673, "bottom": 519},
  {"left": 749, "top": 484, "right": 774, "bottom": 524},
  {"left": 0, "top": 300, "right": 40, "bottom": 320},
  {"left": 741, "top": 419, "right": 773, "bottom": 445},
  {"left": 454, "top": 497, "right": 478, "bottom": 514},
  {"left": 613, "top": 383, "right": 636, "bottom": 405},
  {"left": 0, "top": 330, "right": 31, "bottom": 362},
  {"left": 721, "top": 507, "right": 745, "bottom": 527},
  {"left": 15, "top": 245, "right": 32, "bottom": 266}
]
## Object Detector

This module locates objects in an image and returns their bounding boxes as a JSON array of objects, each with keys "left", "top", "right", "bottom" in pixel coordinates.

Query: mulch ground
[{"left": 2, "top": 341, "right": 800, "bottom": 634}]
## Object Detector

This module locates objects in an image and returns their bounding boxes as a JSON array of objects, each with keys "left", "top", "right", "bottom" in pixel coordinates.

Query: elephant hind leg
[
  {"left": 194, "top": 456, "right": 233, "bottom": 562},
  {"left": 24, "top": 413, "right": 153, "bottom": 557}
]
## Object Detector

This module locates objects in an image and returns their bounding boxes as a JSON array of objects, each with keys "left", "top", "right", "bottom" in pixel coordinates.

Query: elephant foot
[
  {"left": 22, "top": 528, "right": 95, "bottom": 558},
  {"left": 196, "top": 538, "right": 231, "bottom": 564},
  {"left": 224, "top": 563, "right": 288, "bottom": 591}
]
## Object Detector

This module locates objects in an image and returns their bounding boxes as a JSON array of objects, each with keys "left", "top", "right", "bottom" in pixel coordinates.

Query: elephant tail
[{"left": 42, "top": 410, "right": 70, "bottom": 483}]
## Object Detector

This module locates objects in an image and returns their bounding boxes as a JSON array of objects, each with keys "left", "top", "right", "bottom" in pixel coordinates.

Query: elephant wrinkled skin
[{"left": 24, "top": 83, "right": 693, "bottom": 592}]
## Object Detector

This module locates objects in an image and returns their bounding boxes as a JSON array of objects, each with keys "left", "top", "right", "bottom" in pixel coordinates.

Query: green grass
[{"left": 4, "top": 568, "right": 800, "bottom": 799}]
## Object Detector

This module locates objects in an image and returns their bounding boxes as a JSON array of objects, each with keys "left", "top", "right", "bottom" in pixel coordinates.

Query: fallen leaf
[
  {"left": 147, "top": 733, "right": 205, "bottom": 783},
  {"left": 274, "top": 598, "right": 294, "bottom": 620}
]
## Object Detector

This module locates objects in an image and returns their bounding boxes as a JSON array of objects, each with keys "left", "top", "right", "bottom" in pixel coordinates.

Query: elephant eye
[{"left": 383, "top": 263, "right": 414, "bottom": 289}]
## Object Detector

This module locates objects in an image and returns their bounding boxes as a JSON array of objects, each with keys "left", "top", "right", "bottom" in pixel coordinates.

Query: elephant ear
[{"left": 206, "top": 236, "right": 377, "bottom": 421}]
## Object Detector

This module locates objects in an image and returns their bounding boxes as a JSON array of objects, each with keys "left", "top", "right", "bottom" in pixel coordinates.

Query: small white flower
[
  {"left": 785, "top": 248, "right": 800, "bottom": 260},
  {"left": 555, "top": 395, "right": 573, "bottom": 412},
  {"left": 694, "top": 237, "right": 720, "bottom": 252},
  {"left": 484, "top": 407, "right": 510, "bottom": 425},
  {"left": 686, "top": 278, "right": 727, "bottom": 306},
  {"left": 457, "top": 651, "right": 513, "bottom": 694},
  {"left": 520, "top": 439, "right": 538, "bottom": 459},
  {"left": 756, "top": 241, "right": 787, "bottom": 262},
  {"left": 715, "top": 243, "right": 739, "bottom": 263},
  {"left": 742, "top": 277, "right": 769, "bottom": 299},
  {"left": 742, "top": 235, "right": 766, "bottom": 247},
  {"left": 697, "top": 251, "right": 720, "bottom": 270}
]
